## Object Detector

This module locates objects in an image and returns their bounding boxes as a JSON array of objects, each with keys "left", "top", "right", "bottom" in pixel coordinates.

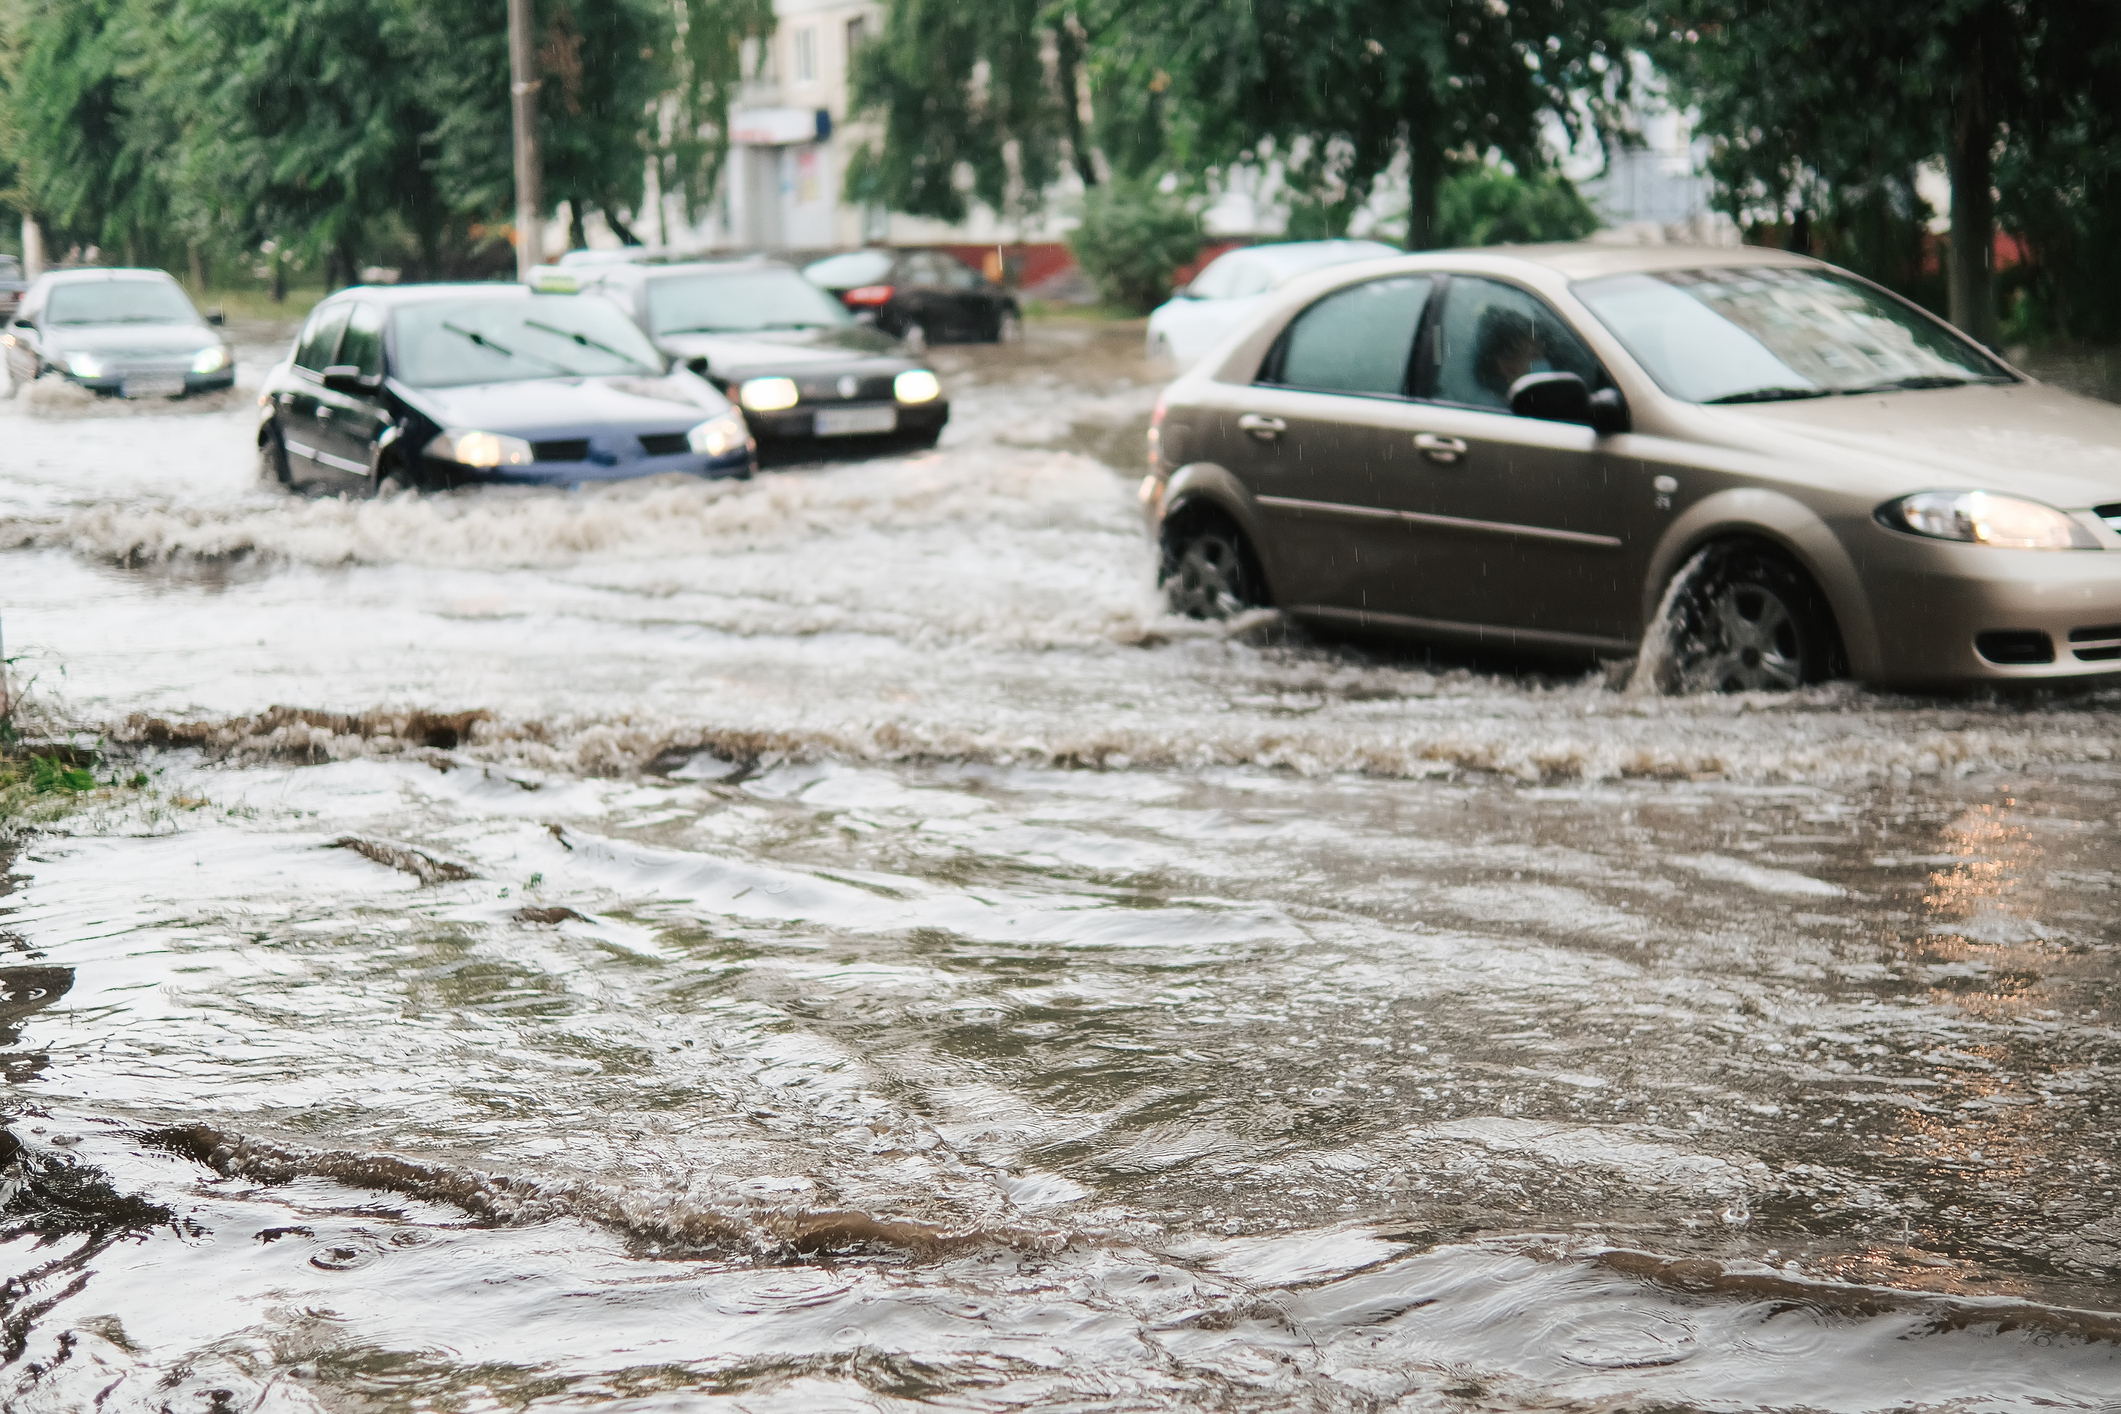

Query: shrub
[
  {"left": 1068, "top": 179, "right": 1204, "bottom": 312},
  {"left": 1432, "top": 167, "right": 1601, "bottom": 248}
]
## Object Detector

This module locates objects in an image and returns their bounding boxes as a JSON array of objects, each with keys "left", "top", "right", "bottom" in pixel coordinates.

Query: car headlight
[
  {"left": 1880, "top": 490, "right": 2101, "bottom": 550},
  {"left": 894, "top": 369, "right": 941, "bottom": 404},
  {"left": 687, "top": 410, "right": 749, "bottom": 458},
  {"left": 191, "top": 345, "right": 230, "bottom": 374},
  {"left": 65, "top": 352, "right": 104, "bottom": 378},
  {"left": 738, "top": 376, "right": 799, "bottom": 412},
  {"left": 425, "top": 429, "right": 534, "bottom": 468}
]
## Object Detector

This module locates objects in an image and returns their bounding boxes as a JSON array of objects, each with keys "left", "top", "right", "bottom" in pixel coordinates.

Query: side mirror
[
  {"left": 686, "top": 355, "right": 710, "bottom": 376},
  {"left": 205, "top": 307, "right": 225, "bottom": 326},
  {"left": 1508, "top": 370, "right": 1592, "bottom": 424},
  {"left": 1589, "top": 386, "right": 1631, "bottom": 435},
  {"left": 320, "top": 363, "right": 382, "bottom": 395}
]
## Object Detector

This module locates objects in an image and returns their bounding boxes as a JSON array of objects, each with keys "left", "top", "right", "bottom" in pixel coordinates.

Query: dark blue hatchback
[{"left": 256, "top": 283, "right": 754, "bottom": 495}]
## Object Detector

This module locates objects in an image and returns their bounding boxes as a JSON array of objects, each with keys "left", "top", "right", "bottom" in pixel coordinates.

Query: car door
[
  {"left": 1378, "top": 275, "right": 1638, "bottom": 643},
  {"left": 308, "top": 300, "right": 390, "bottom": 489},
  {"left": 276, "top": 302, "right": 351, "bottom": 489},
  {"left": 934, "top": 255, "right": 988, "bottom": 339},
  {"left": 896, "top": 254, "right": 953, "bottom": 341},
  {"left": 1207, "top": 274, "right": 1435, "bottom": 613}
]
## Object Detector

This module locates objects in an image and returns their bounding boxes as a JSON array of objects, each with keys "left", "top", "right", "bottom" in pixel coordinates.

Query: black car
[
  {"left": 255, "top": 283, "right": 753, "bottom": 495},
  {"left": 544, "top": 258, "right": 948, "bottom": 450},
  {"left": 802, "top": 248, "right": 1022, "bottom": 351},
  {"left": 3, "top": 267, "right": 232, "bottom": 399}
]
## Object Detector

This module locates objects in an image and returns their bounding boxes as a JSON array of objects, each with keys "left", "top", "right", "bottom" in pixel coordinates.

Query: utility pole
[
  {"left": 507, "top": 0, "right": 544, "bottom": 280},
  {"left": 21, "top": 217, "right": 44, "bottom": 281}
]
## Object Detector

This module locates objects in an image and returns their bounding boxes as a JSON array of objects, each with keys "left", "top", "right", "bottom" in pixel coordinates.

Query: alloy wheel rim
[
  {"left": 1173, "top": 537, "right": 1244, "bottom": 618},
  {"left": 1679, "top": 584, "right": 1801, "bottom": 692}
]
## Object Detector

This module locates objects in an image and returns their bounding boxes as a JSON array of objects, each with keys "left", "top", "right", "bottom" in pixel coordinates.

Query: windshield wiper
[
  {"left": 441, "top": 321, "right": 574, "bottom": 374},
  {"left": 657, "top": 325, "right": 733, "bottom": 335},
  {"left": 522, "top": 318, "right": 648, "bottom": 367},
  {"left": 1839, "top": 374, "right": 2008, "bottom": 394},
  {"left": 1704, "top": 386, "right": 1833, "bottom": 404}
]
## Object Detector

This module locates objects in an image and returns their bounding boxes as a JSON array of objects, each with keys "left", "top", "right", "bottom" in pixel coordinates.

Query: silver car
[{"left": 1145, "top": 244, "right": 2121, "bottom": 689}]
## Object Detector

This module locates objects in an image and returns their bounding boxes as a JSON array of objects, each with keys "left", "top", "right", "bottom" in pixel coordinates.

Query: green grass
[
  {"left": 1021, "top": 300, "right": 1151, "bottom": 324},
  {"left": 195, "top": 287, "right": 327, "bottom": 325}
]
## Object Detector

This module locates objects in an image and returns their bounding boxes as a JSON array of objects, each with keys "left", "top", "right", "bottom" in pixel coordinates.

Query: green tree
[
  {"left": 1067, "top": 176, "right": 1201, "bottom": 310},
  {"left": 1648, "top": 0, "right": 2121, "bottom": 342},
  {"left": 1431, "top": 166, "right": 1600, "bottom": 247},
  {"left": 662, "top": 0, "right": 779, "bottom": 228},
  {"left": 846, "top": 0, "right": 1075, "bottom": 224},
  {"left": 0, "top": 0, "right": 173, "bottom": 258}
]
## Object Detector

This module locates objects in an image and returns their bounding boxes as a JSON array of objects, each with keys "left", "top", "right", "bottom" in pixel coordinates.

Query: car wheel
[
  {"left": 1162, "top": 514, "right": 1264, "bottom": 620},
  {"left": 366, "top": 456, "right": 412, "bottom": 499},
  {"left": 901, "top": 320, "right": 928, "bottom": 354},
  {"left": 259, "top": 424, "right": 292, "bottom": 486},
  {"left": 1653, "top": 542, "right": 1841, "bottom": 693},
  {"left": 993, "top": 309, "right": 1023, "bottom": 345}
]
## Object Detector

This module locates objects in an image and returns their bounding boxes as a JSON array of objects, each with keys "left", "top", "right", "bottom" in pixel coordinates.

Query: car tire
[
  {"left": 1161, "top": 513, "right": 1265, "bottom": 620},
  {"left": 993, "top": 309, "right": 1023, "bottom": 345},
  {"left": 901, "top": 320, "right": 928, "bottom": 354},
  {"left": 1652, "top": 541, "right": 1842, "bottom": 693},
  {"left": 259, "top": 424, "right": 292, "bottom": 486},
  {"left": 366, "top": 456, "right": 412, "bottom": 499}
]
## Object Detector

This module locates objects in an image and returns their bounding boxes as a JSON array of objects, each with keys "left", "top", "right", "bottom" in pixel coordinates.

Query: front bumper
[
  {"left": 422, "top": 445, "right": 755, "bottom": 487},
  {"left": 1861, "top": 522, "right": 2121, "bottom": 684},
  {"left": 745, "top": 399, "right": 949, "bottom": 443},
  {"left": 69, "top": 369, "right": 236, "bottom": 397}
]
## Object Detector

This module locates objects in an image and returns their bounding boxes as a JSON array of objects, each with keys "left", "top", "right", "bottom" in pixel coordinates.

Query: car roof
[
  {"left": 1413, "top": 240, "right": 1823, "bottom": 280},
  {"left": 1229, "top": 240, "right": 1402, "bottom": 272},
  {"left": 37, "top": 266, "right": 185, "bottom": 286},
  {"left": 318, "top": 281, "right": 533, "bottom": 307},
  {"left": 617, "top": 258, "right": 794, "bottom": 282}
]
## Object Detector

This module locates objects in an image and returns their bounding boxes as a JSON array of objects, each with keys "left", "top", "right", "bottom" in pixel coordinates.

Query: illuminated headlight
[
  {"left": 893, "top": 369, "right": 941, "bottom": 404},
  {"left": 687, "top": 410, "right": 749, "bottom": 458},
  {"left": 425, "top": 429, "right": 534, "bottom": 468},
  {"left": 738, "top": 376, "right": 799, "bottom": 412},
  {"left": 191, "top": 345, "right": 230, "bottom": 374},
  {"left": 1880, "top": 490, "right": 2100, "bottom": 550},
  {"left": 64, "top": 352, "right": 105, "bottom": 378}
]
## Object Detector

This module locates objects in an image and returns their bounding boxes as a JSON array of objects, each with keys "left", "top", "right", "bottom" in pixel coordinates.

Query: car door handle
[
  {"left": 1415, "top": 433, "right": 1467, "bottom": 464},
  {"left": 315, "top": 407, "right": 333, "bottom": 421},
  {"left": 1238, "top": 413, "right": 1286, "bottom": 441}
]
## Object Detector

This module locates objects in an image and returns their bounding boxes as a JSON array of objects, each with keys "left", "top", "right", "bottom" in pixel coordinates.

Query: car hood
[
  {"left": 1706, "top": 381, "right": 2121, "bottom": 509},
  {"left": 49, "top": 322, "right": 219, "bottom": 356},
  {"left": 653, "top": 326, "right": 911, "bottom": 377},
  {"left": 399, "top": 372, "right": 731, "bottom": 436}
]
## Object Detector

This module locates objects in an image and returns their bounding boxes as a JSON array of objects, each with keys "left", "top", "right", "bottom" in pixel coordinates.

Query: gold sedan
[{"left": 1146, "top": 243, "right": 2121, "bottom": 689}]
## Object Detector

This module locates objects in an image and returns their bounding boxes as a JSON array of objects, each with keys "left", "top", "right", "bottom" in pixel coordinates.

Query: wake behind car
[
  {"left": 536, "top": 258, "right": 947, "bottom": 451},
  {"left": 256, "top": 283, "right": 753, "bottom": 494},
  {"left": 3, "top": 267, "right": 232, "bottom": 398},
  {"left": 1148, "top": 243, "right": 2121, "bottom": 689},
  {"left": 802, "top": 247, "right": 1021, "bottom": 350}
]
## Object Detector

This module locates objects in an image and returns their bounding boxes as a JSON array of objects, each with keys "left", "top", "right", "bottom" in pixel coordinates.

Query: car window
[
  {"left": 1186, "top": 251, "right": 1244, "bottom": 299},
  {"left": 294, "top": 304, "right": 351, "bottom": 372},
  {"left": 646, "top": 269, "right": 853, "bottom": 334},
  {"left": 391, "top": 294, "right": 665, "bottom": 388},
  {"left": 804, "top": 250, "right": 894, "bottom": 288},
  {"left": 47, "top": 279, "right": 198, "bottom": 326},
  {"left": 337, "top": 302, "right": 386, "bottom": 378},
  {"left": 1265, "top": 275, "right": 1432, "bottom": 396},
  {"left": 936, "top": 256, "right": 980, "bottom": 290},
  {"left": 1572, "top": 266, "right": 2011, "bottom": 403},
  {"left": 1425, "top": 276, "right": 1600, "bottom": 411}
]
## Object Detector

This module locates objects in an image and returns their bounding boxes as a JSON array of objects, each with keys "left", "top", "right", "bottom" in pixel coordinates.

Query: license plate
[
  {"left": 122, "top": 376, "right": 184, "bottom": 399},
  {"left": 814, "top": 405, "right": 897, "bottom": 437}
]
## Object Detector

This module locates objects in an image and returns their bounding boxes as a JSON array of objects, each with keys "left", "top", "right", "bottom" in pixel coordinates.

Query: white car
[{"left": 1146, "top": 240, "right": 1400, "bottom": 368}]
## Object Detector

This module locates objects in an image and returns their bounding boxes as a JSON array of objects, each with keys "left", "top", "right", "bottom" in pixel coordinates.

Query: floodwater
[{"left": 1, "top": 323, "right": 2119, "bottom": 1412}]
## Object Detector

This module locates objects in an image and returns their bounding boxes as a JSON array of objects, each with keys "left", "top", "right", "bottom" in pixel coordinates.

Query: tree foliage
[{"left": 1066, "top": 176, "right": 1201, "bottom": 310}]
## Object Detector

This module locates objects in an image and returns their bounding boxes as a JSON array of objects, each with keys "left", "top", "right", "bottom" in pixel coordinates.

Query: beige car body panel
[{"left": 1153, "top": 244, "right": 2121, "bottom": 686}]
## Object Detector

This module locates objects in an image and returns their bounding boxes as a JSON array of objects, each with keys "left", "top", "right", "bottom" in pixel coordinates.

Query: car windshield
[
  {"left": 47, "top": 279, "right": 199, "bottom": 326},
  {"left": 1573, "top": 266, "right": 2012, "bottom": 403},
  {"left": 803, "top": 251, "right": 894, "bottom": 288},
  {"left": 649, "top": 270, "right": 854, "bottom": 334},
  {"left": 391, "top": 293, "right": 665, "bottom": 387}
]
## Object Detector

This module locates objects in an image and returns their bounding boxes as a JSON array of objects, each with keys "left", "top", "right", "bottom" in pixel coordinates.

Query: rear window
[{"left": 804, "top": 251, "right": 894, "bottom": 288}]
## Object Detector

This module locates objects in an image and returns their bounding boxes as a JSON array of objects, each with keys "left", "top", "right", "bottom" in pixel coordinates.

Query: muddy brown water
[{"left": 0, "top": 323, "right": 2119, "bottom": 1410}]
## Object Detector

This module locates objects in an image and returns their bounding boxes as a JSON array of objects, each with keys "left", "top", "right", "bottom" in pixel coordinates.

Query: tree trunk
[
  {"left": 568, "top": 203, "right": 588, "bottom": 252},
  {"left": 270, "top": 250, "right": 286, "bottom": 303},
  {"left": 1948, "top": 33, "right": 1996, "bottom": 345},
  {"left": 188, "top": 246, "right": 206, "bottom": 293},
  {"left": 604, "top": 207, "right": 644, "bottom": 246},
  {"left": 1788, "top": 207, "right": 1811, "bottom": 254},
  {"left": 1403, "top": 62, "right": 1441, "bottom": 250},
  {"left": 1053, "top": 20, "right": 1096, "bottom": 188}
]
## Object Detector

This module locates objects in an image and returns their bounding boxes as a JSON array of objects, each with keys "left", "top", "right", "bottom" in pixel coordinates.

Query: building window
[
  {"left": 794, "top": 27, "right": 817, "bottom": 82},
  {"left": 845, "top": 16, "right": 868, "bottom": 58}
]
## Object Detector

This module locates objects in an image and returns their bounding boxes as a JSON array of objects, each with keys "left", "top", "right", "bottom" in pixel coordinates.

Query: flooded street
[{"left": 2, "top": 323, "right": 2121, "bottom": 1411}]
